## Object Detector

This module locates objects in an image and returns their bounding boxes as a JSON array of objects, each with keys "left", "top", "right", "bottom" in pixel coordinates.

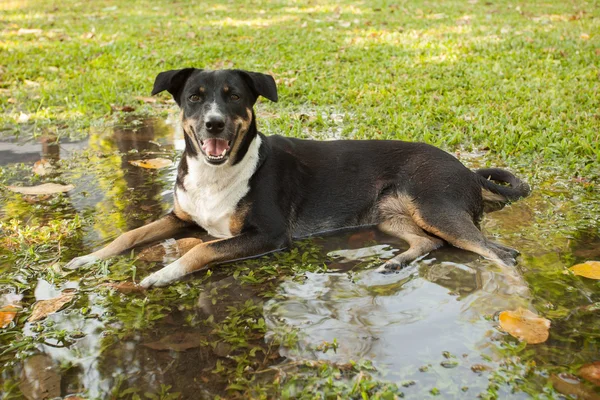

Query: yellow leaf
[
  {"left": 570, "top": 261, "right": 600, "bottom": 279},
  {"left": 0, "top": 305, "right": 20, "bottom": 328},
  {"left": 6, "top": 183, "right": 74, "bottom": 195},
  {"left": 498, "top": 307, "right": 550, "bottom": 344},
  {"left": 28, "top": 290, "right": 76, "bottom": 322},
  {"left": 128, "top": 158, "right": 173, "bottom": 169},
  {"left": 580, "top": 361, "right": 600, "bottom": 386}
]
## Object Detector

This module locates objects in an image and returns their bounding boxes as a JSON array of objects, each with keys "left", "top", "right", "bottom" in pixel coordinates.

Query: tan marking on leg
[
  {"left": 482, "top": 189, "right": 506, "bottom": 202},
  {"left": 229, "top": 202, "right": 250, "bottom": 236},
  {"left": 92, "top": 214, "right": 187, "bottom": 260}
]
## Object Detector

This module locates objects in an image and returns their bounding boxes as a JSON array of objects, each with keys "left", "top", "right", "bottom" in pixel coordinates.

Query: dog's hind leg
[
  {"left": 411, "top": 205, "right": 518, "bottom": 267},
  {"left": 376, "top": 215, "right": 444, "bottom": 272}
]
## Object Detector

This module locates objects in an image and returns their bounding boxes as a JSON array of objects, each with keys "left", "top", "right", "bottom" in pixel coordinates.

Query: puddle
[{"left": 1, "top": 119, "right": 599, "bottom": 398}]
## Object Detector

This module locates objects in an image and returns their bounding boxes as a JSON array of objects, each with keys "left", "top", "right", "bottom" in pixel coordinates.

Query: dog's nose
[{"left": 205, "top": 117, "right": 225, "bottom": 134}]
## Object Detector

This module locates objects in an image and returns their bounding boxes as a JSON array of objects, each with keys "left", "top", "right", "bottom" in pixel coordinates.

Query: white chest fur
[{"left": 176, "top": 136, "right": 261, "bottom": 238}]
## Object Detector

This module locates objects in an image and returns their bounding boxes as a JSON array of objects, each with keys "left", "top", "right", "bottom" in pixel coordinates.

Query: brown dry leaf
[
  {"left": 498, "top": 307, "right": 550, "bottom": 344},
  {"left": 135, "top": 96, "right": 157, "bottom": 103},
  {"left": 129, "top": 158, "right": 173, "bottom": 169},
  {"left": 580, "top": 362, "right": 600, "bottom": 386},
  {"left": 138, "top": 238, "right": 203, "bottom": 262},
  {"left": 143, "top": 332, "right": 206, "bottom": 351},
  {"left": 102, "top": 281, "right": 145, "bottom": 294},
  {"left": 7, "top": 183, "right": 74, "bottom": 195},
  {"left": 0, "top": 305, "right": 20, "bottom": 328},
  {"left": 551, "top": 374, "right": 600, "bottom": 400},
  {"left": 570, "top": 261, "right": 600, "bottom": 279},
  {"left": 28, "top": 289, "right": 76, "bottom": 322}
]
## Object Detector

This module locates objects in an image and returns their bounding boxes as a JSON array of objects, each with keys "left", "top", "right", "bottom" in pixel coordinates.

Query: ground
[{"left": 0, "top": 0, "right": 599, "bottom": 399}]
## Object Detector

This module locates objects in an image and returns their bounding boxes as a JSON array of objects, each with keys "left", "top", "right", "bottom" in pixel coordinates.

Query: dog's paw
[
  {"left": 64, "top": 254, "right": 99, "bottom": 270},
  {"left": 376, "top": 260, "right": 407, "bottom": 274},
  {"left": 140, "top": 261, "right": 184, "bottom": 288}
]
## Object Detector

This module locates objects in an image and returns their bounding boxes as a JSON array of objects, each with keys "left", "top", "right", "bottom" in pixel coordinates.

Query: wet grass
[
  {"left": 1, "top": 0, "right": 600, "bottom": 398},
  {"left": 1, "top": 0, "right": 599, "bottom": 176}
]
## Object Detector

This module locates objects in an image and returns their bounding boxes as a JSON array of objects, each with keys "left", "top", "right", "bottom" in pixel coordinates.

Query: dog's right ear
[{"left": 151, "top": 68, "right": 198, "bottom": 104}]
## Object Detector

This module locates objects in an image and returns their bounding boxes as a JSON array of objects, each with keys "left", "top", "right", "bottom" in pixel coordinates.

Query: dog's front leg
[
  {"left": 65, "top": 213, "right": 190, "bottom": 269},
  {"left": 140, "top": 232, "right": 285, "bottom": 288}
]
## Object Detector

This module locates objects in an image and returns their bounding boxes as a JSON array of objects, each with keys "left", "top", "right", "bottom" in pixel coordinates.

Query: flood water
[{"left": 0, "top": 119, "right": 599, "bottom": 399}]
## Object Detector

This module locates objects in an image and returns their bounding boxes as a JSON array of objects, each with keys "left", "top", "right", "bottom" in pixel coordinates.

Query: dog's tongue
[{"left": 202, "top": 139, "right": 230, "bottom": 156}]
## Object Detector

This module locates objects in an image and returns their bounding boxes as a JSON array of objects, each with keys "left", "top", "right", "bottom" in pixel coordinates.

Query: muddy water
[{"left": 0, "top": 119, "right": 599, "bottom": 399}]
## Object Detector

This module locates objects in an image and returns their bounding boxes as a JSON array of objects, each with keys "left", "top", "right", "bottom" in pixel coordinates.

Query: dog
[{"left": 65, "top": 68, "right": 531, "bottom": 288}]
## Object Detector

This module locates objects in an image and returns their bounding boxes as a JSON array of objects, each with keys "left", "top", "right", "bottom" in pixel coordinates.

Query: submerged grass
[
  {"left": 1, "top": 0, "right": 600, "bottom": 399},
  {"left": 1, "top": 0, "right": 599, "bottom": 175}
]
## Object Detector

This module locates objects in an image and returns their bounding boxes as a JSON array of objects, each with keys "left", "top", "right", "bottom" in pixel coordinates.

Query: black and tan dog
[{"left": 65, "top": 68, "right": 531, "bottom": 287}]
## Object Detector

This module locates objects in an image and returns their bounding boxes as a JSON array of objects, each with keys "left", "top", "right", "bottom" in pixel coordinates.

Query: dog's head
[{"left": 151, "top": 68, "right": 277, "bottom": 166}]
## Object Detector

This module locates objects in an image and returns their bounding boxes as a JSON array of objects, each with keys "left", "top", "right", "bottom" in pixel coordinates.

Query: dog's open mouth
[{"left": 200, "top": 138, "right": 231, "bottom": 164}]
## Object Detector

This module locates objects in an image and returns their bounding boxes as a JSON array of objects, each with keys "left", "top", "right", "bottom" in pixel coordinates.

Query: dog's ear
[
  {"left": 237, "top": 70, "right": 278, "bottom": 103},
  {"left": 151, "top": 68, "right": 197, "bottom": 104}
]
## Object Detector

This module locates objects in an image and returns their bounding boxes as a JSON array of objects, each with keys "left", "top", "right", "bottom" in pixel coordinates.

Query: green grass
[{"left": 1, "top": 0, "right": 599, "bottom": 175}]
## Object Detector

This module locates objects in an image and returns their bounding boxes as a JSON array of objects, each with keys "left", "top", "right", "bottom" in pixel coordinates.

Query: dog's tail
[{"left": 475, "top": 168, "right": 531, "bottom": 213}]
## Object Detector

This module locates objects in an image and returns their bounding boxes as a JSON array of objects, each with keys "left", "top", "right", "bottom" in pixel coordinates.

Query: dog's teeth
[{"left": 221, "top": 148, "right": 227, "bottom": 156}]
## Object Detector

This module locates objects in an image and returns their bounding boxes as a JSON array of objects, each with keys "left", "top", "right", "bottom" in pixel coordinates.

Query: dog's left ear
[
  {"left": 151, "top": 68, "right": 198, "bottom": 104},
  {"left": 237, "top": 70, "right": 278, "bottom": 103}
]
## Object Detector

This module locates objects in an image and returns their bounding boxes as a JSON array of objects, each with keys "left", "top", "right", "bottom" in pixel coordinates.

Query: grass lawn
[
  {"left": 1, "top": 1, "right": 600, "bottom": 399},
  {"left": 1, "top": 0, "right": 599, "bottom": 175}
]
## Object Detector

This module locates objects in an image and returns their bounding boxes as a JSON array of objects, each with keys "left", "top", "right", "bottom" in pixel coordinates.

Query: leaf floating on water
[
  {"left": 128, "top": 158, "right": 173, "bottom": 169},
  {"left": 498, "top": 307, "right": 550, "bottom": 344},
  {"left": 7, "top": 183, "right": 74, "bottom": 195},
  {"left": 32, "top": 160, "right": 54, "bottom": 176},
  {"left": 0, "top": 305, "right": 20, "bottom": 328},
  {"left": 551, "top": 374, "right": 600, "bottom": 400},
  {"left": 102, "top": 281, "right": 145, "bottom": 294},
  {"left": 570, "top": 261, "right": 600, "bottom": 280},
  {"left": 580, "top": 362, "right": 600, "bottom": 386},
  {"left": 143, "top": 332, "right": 206, "bottom": 351},
  {"left": 28, "top": 289, "right": 76, "bottom": 322}
]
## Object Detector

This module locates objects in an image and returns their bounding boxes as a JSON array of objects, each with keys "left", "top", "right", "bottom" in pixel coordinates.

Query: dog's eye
[
  {"left": 230, "top": 94, "right": 240, "bottom": 101},
  {"left": 189, "top": 94, "right": 201, "bottom": 102}
]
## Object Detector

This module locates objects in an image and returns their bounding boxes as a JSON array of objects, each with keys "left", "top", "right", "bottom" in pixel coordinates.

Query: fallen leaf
[
  {"left": 135, "top": 96, "right": 157, "bottom": 103},
  {"left": 143, "top": 332, "right": 206, "bottom": 351},
  {"left": 7, "top": 183, "right": 74, "bottom": 195},
  {"left": 129, "top": 158, "right": 173, "bottom": 169},
  {"left": 138, "top": 238, "right": 203, "bottom": 262},
  {"left": 581, "top": 33, "right": 590, "bottom": 40},
  {"left": 18, "top": 112, "right": 30, "bottom": 123},
  {"left": 33, "top": 160, "right": 54, "bottom": 176},
  {"left": 102, "top": 281, "right": 145, "bottom": 294},
  {"left": 0, "top": 305, "right": 20, "bottom": 328},
  {"left": 19, "top": 354, "right": 61, "bottom": 400},
  {"left": 110, "top": 104, "right": 136, "bottom": 112},
  {"left": 580, "top": 362, "right": 600, "bottom": 386},
  {"left": 498, "top": 307, "right": 550, "bottom": 344},
  {"left": 570, "top": 261, "right": 600, "bottom": 279},
  {"left": 551, "top": 374, "right": 600, "bottom": 400},
  {"left": 17, "top": 28, "right": 43, "bottom": 35},
  {"left": 28, "top": 289, "right": 76, "bottom": 322}
]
